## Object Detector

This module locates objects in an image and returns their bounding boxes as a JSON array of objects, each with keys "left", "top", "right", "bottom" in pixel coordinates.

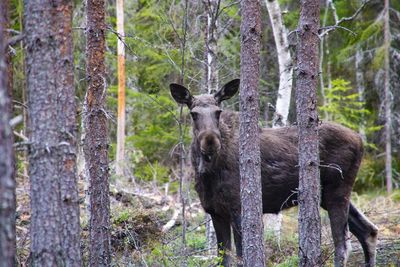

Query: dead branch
[{"left": 319, "top": 0, "right": 370, "bottom": 38}]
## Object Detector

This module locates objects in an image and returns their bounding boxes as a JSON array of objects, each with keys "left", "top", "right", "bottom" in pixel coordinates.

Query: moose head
[{"left": 170, "top": 79, "right": 240, "bottom": 166}]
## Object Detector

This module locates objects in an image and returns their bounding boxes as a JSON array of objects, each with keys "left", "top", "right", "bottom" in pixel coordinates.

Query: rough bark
[
  {"left": 295, "top": 0, "right": 321, "bottom": 266},
  {"left": 84, "top": 0, "right": 112, "bottom": 265},
  {"left": 265, "top": 0, "right": 293, "bottom": 127},
  {"left": 55, "top": 1, "right": 81, "bottom": 266},
  {"left": 116, "top": 0, "right": 126, "bottom": 176},
  {"left": 0, "top": 1, "right": 16, "bottom": 265},
  {"left": 384, "top": 0, "right": 392, "bottom": 193},
  {"left": 203, "top": 0, "right": 219, "bottom": 94},
  {"left": 239, "top": 0, "right": 265, "bottom": 266},
  {"left": 24, "top": 1, "right": 63, "bottom": 265}
]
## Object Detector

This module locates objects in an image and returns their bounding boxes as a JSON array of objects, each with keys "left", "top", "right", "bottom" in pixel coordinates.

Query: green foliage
[
  {"left": 275, "top": 255, "right": 299, "bottom": 267},
  {"left": 354, "top": 156, "right": 385, "bottom": 192},
  {"left": 320, "top": 79, "right": 370, "bottom": 130}
]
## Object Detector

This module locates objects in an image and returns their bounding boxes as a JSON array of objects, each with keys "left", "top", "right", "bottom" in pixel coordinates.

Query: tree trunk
[
  {"left": 0, "top": 1, "right": 16, "bottom": 265},
  {"left": 319, "top": 0, "right": 329, "bottom": 119},
  {"left": 355, "top": 47, "right": 367, "bottom": 142},
  {"left": 239, "top": 0, "right": 265, "bottom": 266},
  {"left": 265, "top": 0, "right": 293, "bottom": 127},
  {"left": 24, "top": 2, "right": 64, "bottom": 265},
  {"left": 295, "top": 0, "right": 321, "bottom": 266},
  {"left": 84, "top": 0, "right": 112, "bottom": 265},
  {"left": 116, "top": 0, "right": 126, "bottom": 176},
  {"left": 203, "top": 0, "right": 219, "bottom": 251},
  {"left": 264, "top": 0, "right": 293, "bottom": 242},
  {"left": 55, "top": 1, "right": 82, "bottom": 266},
  {"left": 384, "top": 0, "right": 392, "bottom": 193},
  {"left": 203, "top": 0, "right": 219, "bottom": 94}
]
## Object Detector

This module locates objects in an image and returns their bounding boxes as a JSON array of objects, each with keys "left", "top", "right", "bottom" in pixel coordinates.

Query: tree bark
[
  {"left": 239, "top": 0, "right": 265, "bottom": 266},
  {"left": 264, "top": 0, "right": 293, "bottom": 242},
  {"left": 295, "top": 0, "right": 321, "bottom": 266},
  {"left": 355, "top": 47, "right": 367, "bottom": 142},
  {"left": 203, "top": 0, "right": 219, "bottom": 94},
  {"left": 84, "top": 0, "right": 112, "bottom": 265},
  {"left": 203, "top": 0, "right": 219, "bottom": 251},
  {"left": 0, "top": 1, "right": 16, "bottom": 265},
  {"left": 265, "top": 0, "right": 293, "bottom": 127},
  {"left": 383, "top": 0, "right": 392, "bottom": 193},
  {"left": 24, "top": 1, "right": 64, "bottom": 265},
  {"left": 116, "top": 0, "right": 126, "bottom": 176},
  {"left": 55, "top": 1, "right": 82, "bottom": 266}
]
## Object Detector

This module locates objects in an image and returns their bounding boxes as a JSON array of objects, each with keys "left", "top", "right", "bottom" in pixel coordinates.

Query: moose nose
[{"left": 198, "top": 130, "right": 221, "bottom": 158}]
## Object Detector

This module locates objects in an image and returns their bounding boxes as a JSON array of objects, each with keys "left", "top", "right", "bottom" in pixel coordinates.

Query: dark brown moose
[{"left": 170, "top": 79, "right": 378, "bottom": 267}]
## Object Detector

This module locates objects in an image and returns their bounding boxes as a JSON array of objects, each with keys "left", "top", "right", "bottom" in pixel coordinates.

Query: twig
[{"left": 319, "top": 0, "right": 370, "bottom": 38}]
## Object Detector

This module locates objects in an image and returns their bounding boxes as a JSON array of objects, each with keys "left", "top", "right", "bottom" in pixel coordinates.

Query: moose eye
[
  {"left": 215, "top": 110, "right": 222, "bottom": 120},
  {"left": 190, "top": 111, "right": 199, "bottom": 120}
]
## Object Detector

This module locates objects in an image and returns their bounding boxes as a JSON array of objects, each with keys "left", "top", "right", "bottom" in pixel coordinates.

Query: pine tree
[
  {"left": 239, "top": 0, "right": 265, "bottom": 265},
  {"left": 295, "top": 0, "right": 322, "bottom": 266},
  {"left": 55, "top": 1, "right": 82, "bottom": 265},
  {"left": 24, "top": 1, "right": 63, "bottom": 264},
  {"left": 84, "top": 0, "right": 112, "bottom": 265}
]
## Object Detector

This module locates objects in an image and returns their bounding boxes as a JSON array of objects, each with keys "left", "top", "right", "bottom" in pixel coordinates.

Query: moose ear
[
  {"left": 170, "top": 83, "right": 193, "bottom": 107},
  {"left": 214, "top": 79, "right": 240, "bottom": 104}
]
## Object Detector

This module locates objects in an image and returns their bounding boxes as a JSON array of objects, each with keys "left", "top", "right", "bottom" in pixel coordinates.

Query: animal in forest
[{"left": 170, "top": 79, "right": 378, "bottom": 267}]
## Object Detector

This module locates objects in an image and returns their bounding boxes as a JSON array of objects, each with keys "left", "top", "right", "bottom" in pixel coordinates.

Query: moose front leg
[
  {"left": 211, "top": 215, "right": 232, "bottom": 266},
  {"left": 231, "top": 215, "right": 243, "bottom": 267}
]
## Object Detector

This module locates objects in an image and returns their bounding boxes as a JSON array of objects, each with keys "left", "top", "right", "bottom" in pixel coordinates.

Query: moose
[{"left": 170, "top": 79, "right": 378, "bottom": 267}]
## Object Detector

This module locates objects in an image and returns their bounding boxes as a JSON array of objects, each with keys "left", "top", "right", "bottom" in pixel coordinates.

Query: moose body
[{"left": 170, "top": 80, "right": 378, "bottom": 267}]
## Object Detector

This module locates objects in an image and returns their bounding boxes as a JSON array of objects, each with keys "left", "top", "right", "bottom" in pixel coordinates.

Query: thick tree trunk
[
  {"left": 55, "top": 1, "right": 82, "bottom": 266},
  {"left": 116, "top": 0, "right": 126, "bottom": 176},
  {"left": 265, "top": 0, "right": 293, "bottom": 127},
  {"left": 295, "top": 0, "right": 321, "bottom": 266},
  {"left": 24, "top": 2, "right": 64, "bottom": 265},
  {"left": 0, "top": 1, "right": 16, "bottom": 265},
  {"left": 84, "top": 0, "right": 112, "bottom": 265},
  {"left": 383, "top": 0, "right": 392, "bottom": 193},
  {"left": 239, "top": 0, "right": 265, "bottom": 266},
  {"left": 203, "top": 0, "right": 219, "bottom": 94}
]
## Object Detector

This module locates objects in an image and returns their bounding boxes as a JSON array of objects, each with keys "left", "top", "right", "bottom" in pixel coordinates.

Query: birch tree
[
  {"left": 383, "top": 0, "right": 392, "bottom": 193},
  {"left": 203, "top": 0, "right": 220, "bottom": 250},
  {"left": 0, "top": 1, "right": 16, "bottom": 264},
  {"left": 295, "top": 0, "right": 321, "bottom": 265},
  {"left": 116, "top": 0, "right": 126, "bottom": 176},
  {"left": 263, "top": 0, "right": 293, "bottom": 241},
  {"left": 239, "top": 0, "right": 265, "bottom": 265},
  {"left": 203, "top": 0, "right": 219, "bottom": 94},
  {"left": 84, "top": 0, "right": 112, "bottom": 265},
  {"left": 265, "top": 0, "right": 293, "bottom": 127}
]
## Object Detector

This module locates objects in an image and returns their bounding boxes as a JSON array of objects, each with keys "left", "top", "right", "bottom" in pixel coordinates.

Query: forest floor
[{"left": 15, "top": 173, "right": 400, "bottom": 266}]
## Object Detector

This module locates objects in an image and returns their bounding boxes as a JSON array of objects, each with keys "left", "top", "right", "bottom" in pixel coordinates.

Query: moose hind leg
[
  {"left": 211, "top": 215, "right": 232, "bottom": 267},
  {"left": 348, "top": 202, "right": 378, "bottom": 267},
  {"left": 325, "top": 197, "right": 352, "bottom": 267}
]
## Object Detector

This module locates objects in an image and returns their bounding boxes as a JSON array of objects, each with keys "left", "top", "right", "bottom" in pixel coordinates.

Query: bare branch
[{"left": 319, "top": 0, "right": 370, "bottom": 38}]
